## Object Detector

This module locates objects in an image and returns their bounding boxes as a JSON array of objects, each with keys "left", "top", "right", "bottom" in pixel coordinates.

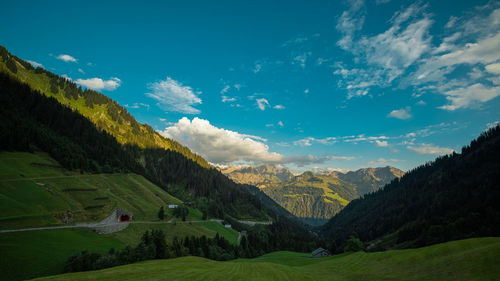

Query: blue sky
[{"left": 2, "top": 0, "right": 500, "bottom": 172}]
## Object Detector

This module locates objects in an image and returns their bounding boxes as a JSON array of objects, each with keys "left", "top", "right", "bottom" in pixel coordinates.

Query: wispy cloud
[
  {"left": 273, "top": 104, "right": 285, "bottom": 109},
  {"left": 75, "top": 77, "right": 121, "bottom": 91},
  {"left": 368, "top": 158, "right": 404, "bottom": 166},
  {"left": 56, "top": 54, "right": 77, "bottom": 63},
  {"left": 146, "top": 77, "right": 202, "bottom": 114},
  {"left": 406, "top": 143, "right": 454, "bottom": 155},
  {"left": 124, "top": 102, "right": 150, "bottom": 110}
]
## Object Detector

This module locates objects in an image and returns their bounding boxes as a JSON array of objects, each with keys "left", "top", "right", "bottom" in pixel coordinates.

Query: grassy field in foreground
[
  {"left": 0, "top": 228, "right": 125, "bottom": 281},
  {"left": 34, "top": 237, "right": 500, "bottom": 281}
]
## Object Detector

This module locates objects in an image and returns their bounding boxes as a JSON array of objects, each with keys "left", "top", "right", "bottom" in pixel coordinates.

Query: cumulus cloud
[
  {"left": 56, "top": 54, "right": 77, "bottom": 63},
  {"left": 27, "top": 60, "right": 43, "bottom": 68},
  {"left": 485, "top": 62, "right": 500, "bottom": 74},
  {"left": 256, "top": 98, "right": 270, "bottom": 110},
  {"left": 146, "top": 77, "right": 202, "bottom": 114},
  {"left": 406, "top": 143, "right": 454, "bottom": 155},
  {"left": 388, "top": 107, "right": 412, "bottom": 119},
  {"left": 159, "top": 118, "right": 354, "bottom": 166},
  {"left": 75, "top": 77, "right": 121, "bottom": 91},
  {"left": 375, "top": 140, "right": 389, "bottom": 147},
  {"left": 273, "top": 104, "right": 285, "bottom": 109},
  {"left": 159, "top": 117, "right": 281, "bottom": 164}
]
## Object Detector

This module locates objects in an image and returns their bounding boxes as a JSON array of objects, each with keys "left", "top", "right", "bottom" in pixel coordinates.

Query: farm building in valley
[{"left": 311, "top": 247, "right": 331, "bottom": 258}]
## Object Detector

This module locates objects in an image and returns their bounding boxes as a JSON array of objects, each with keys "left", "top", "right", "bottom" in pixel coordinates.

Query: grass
[
  {"left": 33, "top": 237, "right": 500, "bottom": 281},
  {"left": 0, "top": 151, "right": 241, "bottom": 280},
  {"left": 107, "top": 221, "right": 239, "bottom": 246},
  {"left": 0, "top": 151, "right": 182, "bottom": 228},
  {"left": 0, "top": 228, "right": 125, "bottom": 281}
]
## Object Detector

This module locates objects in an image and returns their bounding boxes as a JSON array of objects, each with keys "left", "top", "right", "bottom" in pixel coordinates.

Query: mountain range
[{"left": 221, "top": 165, "right": 404, "bottom": 225}]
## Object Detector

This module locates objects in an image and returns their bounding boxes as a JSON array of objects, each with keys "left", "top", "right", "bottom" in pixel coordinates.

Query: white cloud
[
  {"left": 486, "top": 121, "right": 500, "bottom": 129},
  {"left": 294, "top": 137, "right": 337, "bottom": 147},
  {"left": 222, "top": 96, "right": 236, "bottom": 103},
  {"left": 78, "top": 68, "right": 85, "bottom": 74},
  {"left": 416, "top": 100, "right": 426, "bottom": 105},
  {"left": 124, "top": 103, "right": 149, "bottom": 109},
  {"left": 438, "top": 83, "right": 500, "bottom": 111},
  {"left": 407, "top": 143, "right": 454, "bottom": 155},
  {"left": 388, "top": 107, "right": 412, "bottom": 119},
  {"left": 368, "top": 158, "right": 404, "bottom": 166},
  {"left": 256, "top": 98, "right": 270, "bottom": 111},
  {"left": 75, "top": 77, "right": 121, "bottom": 91},
  {"left": 220, "top": 85, "right": 230, "bottom": 94},
  {"left": 304, "top": 89, "right": 309, "bottom": 94},
  {"left": 146, "top": 77, "right": 202, "bottom": 114},
  {"left": 485, "top": 62, "right": 500, "bottom": 74},
  {"left": 61, "top": 74, "right": 72, "bottom": 81},
  {"left": 273, "top": 104, "right": 285, "bottom": 109},
  {"left": 336, "top": 0, "right": 365, "bottom": 50},
  {"left": 375, "top": 140, "right": 389, "bottom": 147},
  {"left": 159, "top": 117, "right": 281, "bottom": 164},
  {"left": 27, "top": 60, "right": 43, "bottom": 68},
  {"left": 358, "top": 4, "right": 433, "bottom": 83},
  {"left": 56, "top": 54, "right": 77, "bottom": 63},
  {"left": 253, "top": 63, "right": 262, "bottom": 73},
  {"left": 445, "top": 16, "right": 458, "bottom": 29},
  {"left": 278, "top": 121, "right": 284, "bottom": 127},
  {"left": 292, "top": 52, "right": 311, "bottom": 68}
]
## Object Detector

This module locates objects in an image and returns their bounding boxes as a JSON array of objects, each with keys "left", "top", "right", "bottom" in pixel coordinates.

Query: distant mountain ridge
[
  {"left": 220, "top": 164, "right": 294, "bottom": 188},
  {"left": 221, "top": 164, "right": 404, "bottom": 225}
]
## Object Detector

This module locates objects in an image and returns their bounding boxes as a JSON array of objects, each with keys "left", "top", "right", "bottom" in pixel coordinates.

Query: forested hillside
[
  {"left": 0, "top": 45, "right": 208, "bottom": 168},
  {"left": 320, "top": 126, "right": 500, "bottom": 249}
]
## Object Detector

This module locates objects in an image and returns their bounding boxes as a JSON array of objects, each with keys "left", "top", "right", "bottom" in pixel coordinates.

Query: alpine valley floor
[{"left": 33, "top": 237, "right": 500, "bottom": 281}]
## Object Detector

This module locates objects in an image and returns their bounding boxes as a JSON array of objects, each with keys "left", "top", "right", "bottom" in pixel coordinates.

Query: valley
[{"left": 222, "top": 165, "right": 403, "bottom": 225}]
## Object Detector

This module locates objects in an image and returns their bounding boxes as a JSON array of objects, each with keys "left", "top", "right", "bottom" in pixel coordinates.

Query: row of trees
[{"left": 64, "top": 230, "right": 237, "bottom": 273}]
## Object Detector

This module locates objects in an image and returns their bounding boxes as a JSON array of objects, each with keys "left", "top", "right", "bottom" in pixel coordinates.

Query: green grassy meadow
[
  {"left": 0, "top": 228, "right": 125, "bottom": 281},
  {"left": 34, "top": 237, "right": 500, "bottom": 281},
  {"left": 0, "top": 151, "right": 240, "bottom": 280}
]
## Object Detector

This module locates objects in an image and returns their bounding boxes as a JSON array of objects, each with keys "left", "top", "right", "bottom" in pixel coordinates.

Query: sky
[{"left": 2, "top": 0, "right": 500, "bottom": 172}]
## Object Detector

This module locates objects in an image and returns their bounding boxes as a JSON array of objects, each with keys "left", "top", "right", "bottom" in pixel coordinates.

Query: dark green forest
[{"left": 320, "top": 125, "right": 500, "bottom": 249}]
